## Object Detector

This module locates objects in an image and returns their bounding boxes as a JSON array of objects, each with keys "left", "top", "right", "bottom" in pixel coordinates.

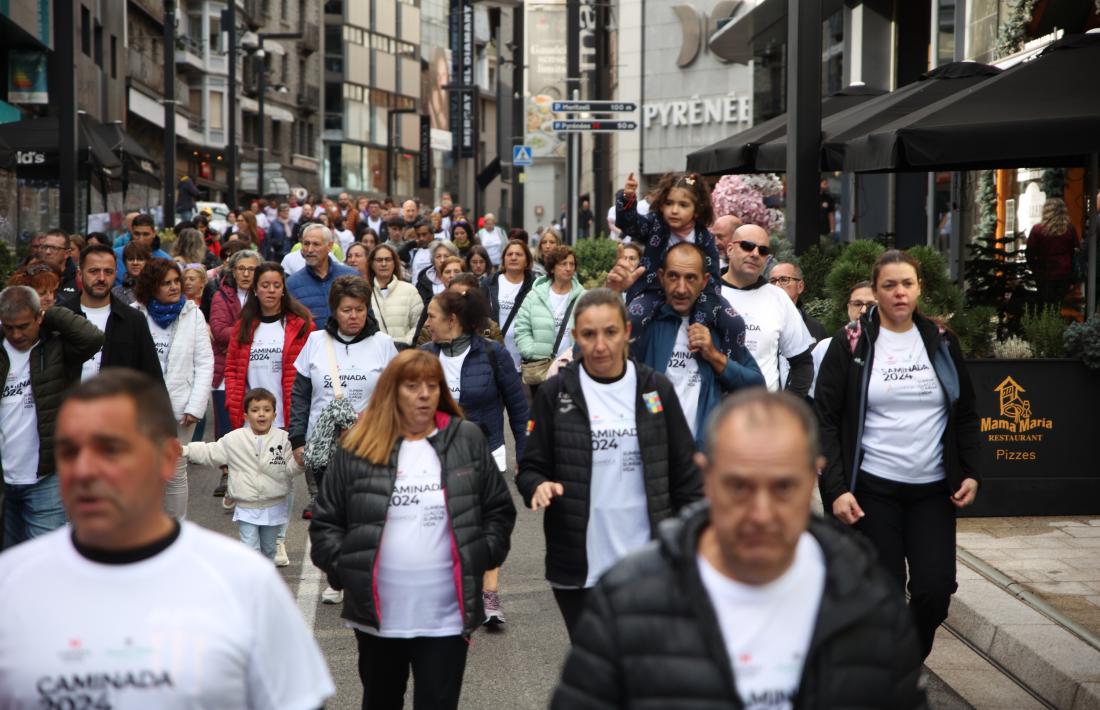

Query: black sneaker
[{"left": 213, "top": 471, "right": 228, "bottom": 497}]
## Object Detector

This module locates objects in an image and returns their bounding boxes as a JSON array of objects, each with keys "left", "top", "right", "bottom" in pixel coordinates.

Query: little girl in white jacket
[{"left": 183, "top": 388, "right": 303, "bottom": 561}]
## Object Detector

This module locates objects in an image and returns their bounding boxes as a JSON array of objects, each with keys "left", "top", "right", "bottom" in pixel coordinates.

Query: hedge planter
[{"left": 962, "top": 359, "right": 1100, "bottom": 517}]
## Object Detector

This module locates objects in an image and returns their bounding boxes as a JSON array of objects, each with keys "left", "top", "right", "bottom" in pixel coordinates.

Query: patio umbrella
[
  {"left": 752, "top": 61, "right": 1001, "bottom": 172},
  {"left": 843, "top": 32, "right": 1100, "bottom": 172},
  {"left": 685, "top": 84, "right": 885, "bottom": 175}
]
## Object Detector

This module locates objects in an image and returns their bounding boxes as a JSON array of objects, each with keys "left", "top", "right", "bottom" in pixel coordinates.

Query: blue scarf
[{"left": 148, "top": 295, "right": 186, "bottom": 329}]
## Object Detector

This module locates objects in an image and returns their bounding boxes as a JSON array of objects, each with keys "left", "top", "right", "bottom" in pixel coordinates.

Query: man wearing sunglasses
[{"left": 720, "top": 225, "right": 815, "bottom": 397}]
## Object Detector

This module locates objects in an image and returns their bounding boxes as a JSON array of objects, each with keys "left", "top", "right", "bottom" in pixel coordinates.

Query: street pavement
[{"left": 185, "top": 425, "right": 972, "bottom": 709}]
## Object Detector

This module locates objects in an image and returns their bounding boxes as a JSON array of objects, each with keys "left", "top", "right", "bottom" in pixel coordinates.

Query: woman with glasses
[
  {"left": 208, "top": 249, "right": 262, "bottom": 497},
  {"left": 808, "top": 281, "right": 875, "bottom": 399},
  {"left": 370, "top": 243, "right": 423, "bottom": 348},
  {"left": 111, "top": 241, "right": 152, "bottom": 305}
]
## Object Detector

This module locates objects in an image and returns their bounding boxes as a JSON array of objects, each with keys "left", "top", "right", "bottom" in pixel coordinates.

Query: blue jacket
[
  {"left": 631, "top": 303, "right": 764, "bottom": 447},
  {"left": 423, "top": 335, "right": 529, "bottom": 457},
  {"left": 113, "top": 244, "right": 172, "bottom": 286},
  {"left": 286, "top": 256, "right": 359, "bottom": 325},
  {"left": 264, "top": 220, "right": 291, "bottom": 261}
]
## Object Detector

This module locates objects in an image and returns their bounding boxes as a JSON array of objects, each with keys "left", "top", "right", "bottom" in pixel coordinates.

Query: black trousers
[
  {"left": 354, "top": 631, "right": 468, "bottom": 710},
  {"left": 854, "top": 471, "right": 958, "bottom": 660},
  {"left": 552, "top": 588, "right": 591, "bottom": 644}
]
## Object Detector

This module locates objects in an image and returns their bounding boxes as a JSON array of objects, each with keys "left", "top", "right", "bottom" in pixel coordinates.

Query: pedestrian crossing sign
[{"left": 513, "top": 145, "right": 533, "bottom": 166}]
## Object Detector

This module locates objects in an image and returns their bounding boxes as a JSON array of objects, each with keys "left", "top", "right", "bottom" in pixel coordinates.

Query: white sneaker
[
  {"left": 274, "top": 541, "right": 289, "bottom": 567},
  {"left": 321, "top": 586, "right": 343, "bottom": 604}
]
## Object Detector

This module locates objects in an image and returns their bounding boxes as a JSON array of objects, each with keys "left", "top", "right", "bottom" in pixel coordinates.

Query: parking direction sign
[
  {"left": 512, "top": 145, "right": 534, "bottom": 166},
  {"left": 552, "top": 101, "right": 638, "bottom": 113},
  {"left": 552, "top": 120, "right": 638, "bottom": 132}
]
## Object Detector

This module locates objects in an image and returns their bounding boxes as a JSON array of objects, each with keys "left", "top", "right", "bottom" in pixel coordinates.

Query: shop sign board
[
  {"left": 8, "top": 50, "right": 48, "bottom": 104},
  {"left": 962, "top": 359, "right": 1100, "bottom": 517}
]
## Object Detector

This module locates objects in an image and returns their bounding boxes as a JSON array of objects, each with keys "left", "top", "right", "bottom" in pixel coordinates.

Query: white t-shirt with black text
[
  {"left": 697, "top": 532, "right": 826, "bottom": 710},
  {"left": 861, "top": 326, "right": 948, "bottom": 484},
  {"left": 147, "top": 318, "right": 172, "bottom": 374},
  {"left": 720, "top": 282, "right": 815, "bottom": 392},
  {"left": 579, "top": 362, "right": 649, "bottom": 588},
  {"left": 293, "top": 330, "right": 399, "bottom": 438},
  {"left": 0, "top": 523, "right": 334, "bottom": 709},
  {"left": 548, "top": 289, "right": 574, "bottom": 357},
  {"left": 496, "top": 275, "right": 524, "bottom": 369},
  {"left": 80, "top": 304, "right": 112, "bottom": 381},
  {"left": 439, "top": 349, "right": 469, "bottom": 403},
  {"left": 367, "top": 436, "right": 463, "bottom": 638},
  {"left": 1, "top": 340, "right": 39, "bottom": 484},
  {"left": 664, "top": 317, "right": 703, "bottom": 437},
  {"left": 247, "top": 320, "right": 287, "bottom": 428}
]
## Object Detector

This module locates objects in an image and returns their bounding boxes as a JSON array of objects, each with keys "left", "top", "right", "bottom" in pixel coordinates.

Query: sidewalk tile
[
  {"left": 1024, "top": 581, "right": 1097, "bottom": 596},
  {"left": 1066, "top": 527, "right": 1100, "bottom": 538},
  {"left": 932, "top": 667, "right": 1045, "bottom": 710},
  {"left": 1087, "top": 596, "right": 1100, "bottom": 608},
  {"left": 1076, "top": 682, "right": 1100, "bottom": 710},
  {"left": 991, "top": 624, "right": 1100, "bottom": 709}
]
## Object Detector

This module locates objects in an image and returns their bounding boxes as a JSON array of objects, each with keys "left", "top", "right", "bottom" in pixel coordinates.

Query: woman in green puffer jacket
[{"left": 513, "top": 245, "right": 585, "bottom": 367}]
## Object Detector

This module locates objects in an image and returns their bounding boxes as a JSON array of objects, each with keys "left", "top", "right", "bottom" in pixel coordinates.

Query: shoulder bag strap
[
  {"left": 371, "top": 284, "right": 390, "bottom": 332},
  {"left": 498, "top": 279, "right": 525, "bottom": 335},
  {"left": 324, "top": 334, "right": 344, "bottom": 400},
  {"left": 550, "top": 293, "right": 578, "bottom": 357}
]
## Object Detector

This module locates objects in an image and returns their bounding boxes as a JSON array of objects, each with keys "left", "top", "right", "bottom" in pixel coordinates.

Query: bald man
[
  {"left": 720, "top": 225, "right": 815, "bottom": 396},
  {"left": 710, "top": 215, "right": 742, "bottom": 272}
]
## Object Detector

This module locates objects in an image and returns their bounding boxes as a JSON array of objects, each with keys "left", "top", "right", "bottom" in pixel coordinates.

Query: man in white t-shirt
[
  {"left": 0, "top": 369, "right": 334, "bottom": 709},
  {"left": 553, "top": 389, "right": 925, "bottom": 709},
  {"left": 719, "top": 224, "right": 815, "bottom": 395}
]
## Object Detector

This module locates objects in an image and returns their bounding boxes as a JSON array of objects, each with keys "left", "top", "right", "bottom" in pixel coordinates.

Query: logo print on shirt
[{"left": 643, "top": 391, "right": 663, "bottom": 414}]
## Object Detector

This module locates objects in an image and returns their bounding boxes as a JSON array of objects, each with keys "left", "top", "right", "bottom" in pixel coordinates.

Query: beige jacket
[
  {"left": 372, "top": 277, "right": 423, "bottom": 346},
  {"left": 184, "top": 427, "right": 303, "bottom": 509}
]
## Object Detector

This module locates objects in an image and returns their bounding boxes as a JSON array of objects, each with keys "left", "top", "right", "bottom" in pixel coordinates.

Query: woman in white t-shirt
[
  {"left": 814, "top": 250, "right": 980, "bottom": 660},
  {"left": 809, "top": 281, "right": 875, "bottom": 398},
  {"left": 516, "top": 288, "right": 701, "bottom": 641},
  {"left": 309, "top": 350, "right": 516, "bottom": 709},
  {"left": 133, "top": 258, "right": 214, "bottom": 521},
  {"left": 475, "top": 213, "right": 507, "bottom": 268},
  {"left": 483, "top": 239, "right": 535, "bottom": 371}
]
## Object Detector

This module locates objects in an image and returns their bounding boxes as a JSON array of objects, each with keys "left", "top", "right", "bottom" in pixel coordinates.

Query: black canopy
[
  {"left": 96, "top": 121, "right": 160, "bottom": 183},
  {"left": 753, "top": 62, "right": 1002, "bottom": 172},
  {"left": 0, "top": 114, "right": 122, "bottom": 178},
  {"left": 685, "top": 85, "right": 885, "bottom": 175},
  {"left": 844, "top": 33, "right": 1100, "bottom": 172}
]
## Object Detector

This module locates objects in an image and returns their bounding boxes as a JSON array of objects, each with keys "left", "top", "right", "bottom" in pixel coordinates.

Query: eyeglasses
[
  {"left": 768, "top": 275, "right": 802, "bottom": 286},
  {"left": 126, "top": 257, "right": 147, "bottom": 264},
  {"left": 373, "top": 256, "right": 394, "bottom": 264},
  {"left": 38, "top": 244, "right": 66, "bottom": 253},
  {"left": 235, "top": 266, "right": 257, "bottom": 274},
  {"left": 735, "top": 241, "right": 772, "bottom": 256},
  {"left": 848, "top": 300, "right": 876, "bottom": 310},
  {"left": 24, "top": 263, "right": 54, "bottom": 275}
]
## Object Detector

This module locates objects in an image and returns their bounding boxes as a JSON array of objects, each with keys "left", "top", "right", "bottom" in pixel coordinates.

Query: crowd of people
[{"left": 0, "top": 177, "right": 983, "bottom": 709}]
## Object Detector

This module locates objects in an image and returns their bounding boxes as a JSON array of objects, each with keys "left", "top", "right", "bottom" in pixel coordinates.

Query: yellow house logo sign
[{"left": 981, "top": 376, "right": 1053, "bottom": 441}]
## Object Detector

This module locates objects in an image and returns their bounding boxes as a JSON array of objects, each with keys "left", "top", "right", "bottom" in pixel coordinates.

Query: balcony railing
[
  {"left": 297, "top": 85, "right": 320, "bottom": 112},
  {"left": 300, "top": 22, "right": 320, "bottom": 54}
]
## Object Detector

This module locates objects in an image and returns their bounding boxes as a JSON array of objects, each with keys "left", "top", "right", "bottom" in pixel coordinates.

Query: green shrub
[
  {"left": 909, "top": 245, "right": 964, "bottom": 319},
  {"left": 948, "top": 306, "right": 997, "bottom": 359},
  {"left": 1065, "top": 315, "right": 1100, "bottom": 368},
  {"left": 572, "top": 237, "right": 619, "bottom": 290},
  {"left": 797, "top": 239, "right": 841, "bottom": 303},
  {"left": 823, "top": 241, "right": 884, "bottom": 331},
  {"left": 1020, "top": 304, "right": 1067, "bottom": 358}
]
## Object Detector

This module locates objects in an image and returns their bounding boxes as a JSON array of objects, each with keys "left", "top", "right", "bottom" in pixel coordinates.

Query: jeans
[
  {"left": 354, "top": 631, "right": 468, "bottom": 710},
  {"left": 552, "top": 588, "right": 591, "bottom": 644},
  {"left": 164, "top": 422, "right": 196, "bottom": 521},
  {"left": 854, "top": 471, "right": 958, "bottom": 659},
  {"left": 211, "top": 389, "right": 231, "bottom": 439},
  {"left": 276, "top": 488, "right": 293, "bottom": 544},
  {"left": 238, "top": 521, "right": 279, "bottom": 560},
  {"left": 2, "top": 474, "right": 67, "bottom": 549}
]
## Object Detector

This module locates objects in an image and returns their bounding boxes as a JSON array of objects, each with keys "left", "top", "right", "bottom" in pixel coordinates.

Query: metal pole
[
  {"left": 57, "top": 0, "right": 77, "bottom": 233},
  {"left": 257, "top": 48, "right": 265, "bottom": 200},
  {"left": 569, "top": 89, "right": 580, "bottom": 245},
  {"left": 224, "top": 6, "right": 238, "bottom": 210},
  {"left": 1087, "top": 154, "right": 1098, "bottom": 317},
  {"left": 164, "top": 0, "right": 177, "bottom": 223},
  {"left": 511, "top": 7, "right": 524, "bottom": 230},
  {"left": 566, "top": 0, "right": 579, "bottom": 243},
  {"left": 387, "top": 110, "right": 395, "bottom": 198},
  {"left": 785, "top": 0, "right": 822, "bottom": 255}
]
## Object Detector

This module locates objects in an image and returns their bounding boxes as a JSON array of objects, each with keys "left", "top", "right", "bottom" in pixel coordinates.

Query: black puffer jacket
[
  {"left": 813, "top": 308, "right": 981, "bottom": 507},
  {"left": 0, "top": 307, "right": 105, "bottom": 480},
  {"left": 553, "top": 503, "right": 927, "bottom": 709},
  {"left": 516, "top": 359, "right": 702, "bottom": 587},
  {"left": 309, "top": 413, "right": 516, "bottom": 636}
]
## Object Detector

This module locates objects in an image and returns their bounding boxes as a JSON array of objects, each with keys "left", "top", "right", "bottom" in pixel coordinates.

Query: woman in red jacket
[{"left": 225, "top": 261, "right": 313, "bottom": 566}]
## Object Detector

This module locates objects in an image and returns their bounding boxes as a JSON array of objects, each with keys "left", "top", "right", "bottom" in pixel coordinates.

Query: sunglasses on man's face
[{"left": 735, "top": 240, "right": 771, "bottom": 257}]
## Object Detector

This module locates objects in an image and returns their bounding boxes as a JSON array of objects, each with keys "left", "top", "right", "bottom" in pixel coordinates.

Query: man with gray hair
[
  {"left": 768, "top": 261, "right": 828, "bottom": 340},
  {"left": 0, "top": 286, "right": 104, "bottom": 548},
  {"left": 553, "top": 389, "right": 925, "bottom": 709},
  {"left": 477, "top": 212, "right": 507, "bottom": 267},
  {"left": 286, "top": 223, "right": 358, "bottom": 325}
]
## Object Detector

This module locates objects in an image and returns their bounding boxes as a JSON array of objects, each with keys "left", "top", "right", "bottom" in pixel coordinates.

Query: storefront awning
[
  {"left": 0, "top": 113, "right": 123, "bottom": 179},
  {"left": 95, "top": 121, "right": 161, "bottom": 183},
  {"left": 685, "top": 84, "right": 884, "bottom": 175},
  {"left": 843, "top": 32, "right": 1100, "bottom": 172},
  {"left": 752, "top": 61, "right": 1002, "bottom": 172},
  {"left": 239, "top": 95, "right": 296, "bottom": 123}
]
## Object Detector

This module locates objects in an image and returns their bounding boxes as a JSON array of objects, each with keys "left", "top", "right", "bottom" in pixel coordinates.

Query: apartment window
[
  {"left": 271, "top": 121, "right": 282, "bottom": 152},
  {"left": 110, "top": 35, "right": 117, "bottom": 78},
  {"left": 94, "top": 22, "right": 103, "bottom": 67},
  {"left": 81, "top": 6, "right": 91, "bottom": 56},
  {"left": 209, "top": 91, "right": 224, "bottom": 129},
  {"left": 209, "top": 16, "right": 222, "bottom": 53},
  {"left": 281, "top": 0, "right": 289, "bottom": 21}
]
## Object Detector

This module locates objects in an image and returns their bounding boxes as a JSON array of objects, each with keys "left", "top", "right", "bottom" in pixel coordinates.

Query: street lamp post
[
  {"left": 387, "top": 107, "right": 418, "bottom": 199},
  {"left": 254, "top": 32, "right": 301, "bottom": 199}
]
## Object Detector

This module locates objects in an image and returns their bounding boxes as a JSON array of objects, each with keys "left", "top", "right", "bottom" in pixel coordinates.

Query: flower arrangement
[{"left": 710, "top": 174, "right": 774, "bottom": 232}]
